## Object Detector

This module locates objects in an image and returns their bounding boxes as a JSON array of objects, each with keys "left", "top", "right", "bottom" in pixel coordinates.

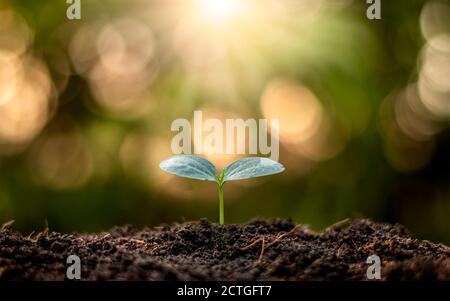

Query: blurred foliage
[{"left": 0, "top": 0, "right": 449, "bottom": 244}]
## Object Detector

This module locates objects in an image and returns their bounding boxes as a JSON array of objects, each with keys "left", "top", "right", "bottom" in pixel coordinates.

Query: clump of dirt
[{"left": 0, "top": 219, "right": 449, "bottom": 280}]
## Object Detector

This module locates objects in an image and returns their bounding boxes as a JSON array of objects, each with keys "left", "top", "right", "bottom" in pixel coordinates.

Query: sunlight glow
[{"left": 198, "top": 0, "right": 246, "bottom": 25}]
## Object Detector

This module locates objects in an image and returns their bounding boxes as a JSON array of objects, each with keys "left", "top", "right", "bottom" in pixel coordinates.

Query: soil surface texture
[{"left": 1, "top": 219, "right": 449, "bottom": 280}]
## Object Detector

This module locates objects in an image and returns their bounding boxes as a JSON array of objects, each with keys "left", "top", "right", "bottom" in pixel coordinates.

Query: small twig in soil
[
  {"left": 27, "top": 230, "right": 48, "bottom": 241},
  {"left": 258, "top": 238, "right": 266, "bottom": 262},
  {"left": 26, "top": 231, "right": 35, "bottom": 240},
  {"left": 325, "top": 218, "right": 351, "bottom": 231},
  {"left": 266, "top": 231, "right": 289, "bottom": 248},
  {"left": 266, "top": 225, "right": 303, "bottom": 248},
  {"left": 1, "top": 220, "right": 15, "bottom": 230},
  {"left": 241, "top": 225, "right": 303, "bottom": 262},
  {"left": 240, "top": 237, "right": 264, "bottom": 251}
]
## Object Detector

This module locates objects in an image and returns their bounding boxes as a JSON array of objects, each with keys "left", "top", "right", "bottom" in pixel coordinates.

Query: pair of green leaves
[
  {"left": 160, "top": 155, "right": 284, "bottom": 224},
  {"left": 159, "top": 155, "right": 285, "bottom": 185}
]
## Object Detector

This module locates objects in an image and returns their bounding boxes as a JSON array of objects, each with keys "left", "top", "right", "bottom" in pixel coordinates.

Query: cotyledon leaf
[
  {"left": 223, "top": 157, "right": 285, "bottom": 182},
  {"left": 159, "top": 155, "right": 217, "bottom": 181}
]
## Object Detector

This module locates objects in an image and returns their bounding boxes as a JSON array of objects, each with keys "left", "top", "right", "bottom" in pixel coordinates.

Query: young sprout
[{"left": 159, "top": 155, "right": 285, "bottom": 224}]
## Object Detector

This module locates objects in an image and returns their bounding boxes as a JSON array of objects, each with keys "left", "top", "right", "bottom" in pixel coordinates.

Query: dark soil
[{"left": 0, "top": 219, "right": 449, "bottom": 280}]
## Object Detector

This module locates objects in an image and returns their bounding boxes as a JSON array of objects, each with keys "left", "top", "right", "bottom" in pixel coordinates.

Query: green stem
[{"left": 218, "top": 183, "right": 224, "bottom": 225}]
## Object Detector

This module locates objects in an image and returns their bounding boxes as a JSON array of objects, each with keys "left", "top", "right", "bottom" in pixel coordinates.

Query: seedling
[{"left": 159, "top": 155, "right": 285, "bottom": 224}]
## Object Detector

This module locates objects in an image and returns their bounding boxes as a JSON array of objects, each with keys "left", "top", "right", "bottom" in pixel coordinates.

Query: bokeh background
[{"left": 0, "top": 0, "right": 449, "bottom": 243}]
